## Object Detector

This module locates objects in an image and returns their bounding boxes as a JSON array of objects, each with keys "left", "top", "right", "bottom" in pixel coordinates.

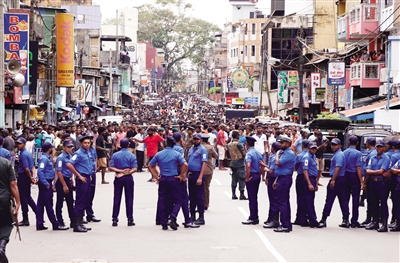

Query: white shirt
[
  {"left": 134, "top": 133, "right": 145, "bottom": 151},
  {"left": 252, "top": 133, "right": 267, "bottom": 154},
  {"left": 26, "top": 140, "right": 34, "bottom": 155},
  {"left": 208, "top": 133, "right": 216, "bottom": 146},
  {"left": 268, "top": 135, "right": 276, "bottom": 152}
]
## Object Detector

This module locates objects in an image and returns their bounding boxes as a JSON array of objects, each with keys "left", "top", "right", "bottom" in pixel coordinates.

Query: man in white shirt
[
  {"left": 133, "top": 127, "right": 145, "bottom": 172},
  {"left": 266, "top": 130, "right": 276, "bottom": 152},
  {"left": 308, "top": 126, "right": 327, "bottom": 141},
  {"left": 252, "top": 124, "right": 267, "bottom": 156}
]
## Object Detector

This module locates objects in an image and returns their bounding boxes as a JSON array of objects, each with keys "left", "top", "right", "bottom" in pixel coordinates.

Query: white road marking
[
  {"left": 255, "top": 230, "right": 287, "bottom": 263},
  {"left": 215, "top": 179, "right": 222, "bottom": 185},
  {"left": 224, "top": 191, "right": 231, "bottom": 198},
  {"left": 238, "top": 206, "right": 249, "bottom": 218}
]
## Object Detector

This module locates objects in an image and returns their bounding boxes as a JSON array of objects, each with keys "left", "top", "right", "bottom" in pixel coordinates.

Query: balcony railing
[
  {"left": 350, "top": 62, "right": 384, "bottom": 88},
  {"left": 337, "top": 15, "right": 347, "bottom": 34},
  {"left": 350, "top": 3, "right": 379, "bottom": 24},
  {"left": 380, "top": 5, "right": 394, "bottom": 31}
]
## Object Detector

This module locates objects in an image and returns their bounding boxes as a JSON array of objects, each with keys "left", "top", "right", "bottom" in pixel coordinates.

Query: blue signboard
[
  {"left": 327, "top": 62, "right": 346, "bottom": 85},
  {"left": 4, "top": 13, "right": 29, "bottom": 86},
  {"left": 245, "top": 97, "right": 259, "bottom": 106}
]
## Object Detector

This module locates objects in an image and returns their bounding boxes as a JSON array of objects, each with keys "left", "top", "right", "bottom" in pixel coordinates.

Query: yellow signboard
[{"left": 56, "top": 13, "right": 74, "bottom": 87}]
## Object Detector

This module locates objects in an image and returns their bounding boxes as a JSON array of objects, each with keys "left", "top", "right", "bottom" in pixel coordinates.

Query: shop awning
[
  {"left": 59, "top": 106, "right": 73, "bottom": 112},
  {"left": 91, "top": 105, "right": 104, "bottom": 111},
  {"left": 305, "top": 57, "right": 328, "bottom": 65},
  {"left": 340, "top": 98, "right": 400, "bottom": 118}
]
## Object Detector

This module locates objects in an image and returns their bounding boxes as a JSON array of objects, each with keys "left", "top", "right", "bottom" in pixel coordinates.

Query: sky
[{"left": 93, "top": 0, "right": 271, "bottom": 28}]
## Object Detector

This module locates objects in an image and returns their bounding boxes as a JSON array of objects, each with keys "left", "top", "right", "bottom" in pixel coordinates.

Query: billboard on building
[
  {"left": 56, "top": 13, "right": 74, "bottom": 87},
  {"left": 328, "top": 62, "right": 346, "bottom": 85}
]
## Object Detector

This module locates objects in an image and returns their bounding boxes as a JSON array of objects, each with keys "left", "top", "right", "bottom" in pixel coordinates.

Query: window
[
  {"left": 365, "top": 65, "right": 378, "bottom": 79},
  {"left": 282, "top": 40, "right": 291, "bottom": 49},
  {"left": 252, "top": 23, "right": 256, "bottom": 34},
  {"left": 231, "top": 49, "right": 234, "bottom": 58},
  {"left": 236, "top": 48, "right": 238, "bottom": 57},
  {"left": 245, "top": 45, "right": 248, "bottom": 56},
  {"left": 272, "top": 40, "right": 280, "bottom": 50},
  {"left": 251, "top": 45, "right": 256, "bottom": 56},
  {"left": 283, "top": 29, "right": 291, "bottom": 38},
  {"left": 245, "top": 24, "right": 248, "bottom": 35}
]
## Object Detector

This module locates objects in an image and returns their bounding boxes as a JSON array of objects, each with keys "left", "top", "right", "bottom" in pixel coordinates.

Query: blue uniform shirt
[
  {"left": 245, "top": 147, "right": 263, "bottom": 173},
  {"left": 389, "top": 151, "right": 400, "bottom": 168},
  {"left": 294, "top": 137, "right": 304, "bottom": 154},
  {"left": 268, "top": 152, "right": 277, "bottom": 177},
  {"left": 363, "top": 148, "right": 377, "bottom": 177},
  {"left": 173, "top": 144, "right": 185, "bottom": 157},
  {"left": 343, "top": 146, "right": 363, "bottom": 173},
  {"left": 295, "top": 149, "right": 308, "bottom": 174},
  {"left": 301, "top": 152, "right": 318, "bottom": 177},
  {"left": 275, "top": 148, "right": 296, "bottom": 176},
  {"left": 37, "top": 153, "right": 55, "bottom": 187},
  {"left": 386, "top": 149, "right": 395, "bottom": 159},
  {"left": 69, "top": 147, "right": 95, "bottom": 175},
  {"left": 367, "top": 153, "right": 390, "bottom": 174},
  {"left": 330, "top": 149, "right": 346, "bottom": 177},
  {"left": 56, "top": 151, "right": 73, "bottom": 178},
  {"left": 18, "top": 147, "right": 34, "bottom": 173},
  {"left": 188, "top": 144, "right": 208, "bottom": 172},
  {"left": 0, "top": 146, "right": 11, "bottom": 161},
  {"left": 110, "top": 148, "right": 138, "bottom": 171},
  {"left": 150, "top": 147, "right": 186, "bottom": 176}
]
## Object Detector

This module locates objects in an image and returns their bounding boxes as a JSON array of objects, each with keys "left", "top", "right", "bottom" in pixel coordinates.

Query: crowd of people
[{"left": 0, "top": 92, "right": 399, "bottom": 262}]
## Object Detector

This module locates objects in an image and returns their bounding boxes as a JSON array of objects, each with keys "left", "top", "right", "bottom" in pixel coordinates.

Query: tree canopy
[{"left": 137, "top": 0, "right": 220, "bottom": 81}]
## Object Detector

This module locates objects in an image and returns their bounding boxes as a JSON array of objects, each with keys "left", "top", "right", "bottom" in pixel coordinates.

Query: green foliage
[
  {"left": 137, "top": 0, "right": 220, "bottom": 79},
  {"left": 208, "top": 87, "right": 221, "bottom": 94},
  {"left": 102, "top": 18, "right": 121, "bottom": 25},
  {"left": 316, "top": 112, "right": 347, "bottom": 120}
]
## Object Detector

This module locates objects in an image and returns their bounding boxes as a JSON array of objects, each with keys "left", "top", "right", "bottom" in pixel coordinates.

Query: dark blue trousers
[
  {"left": 322, "top": 177, "right": 349, "bottom": 218},
  {"left": 158, "top": 176, "right": 182, "bottom": 226},
  {"left": 276, "top": 176, "right": 293, "bottom": 229},
  {"left": 180, "top": 180, "right": 192, "bottom": 223},
  {"left": 369, "top": 178, "right": 389, "bottom": 221},
  {"left": 74, "top": 174, "right": 91, "bottom": 218},
  {"left": 17, "top": 172, "right": 36, "bottom": 216},
  {"left": 55, "top": 177, "right": 74, "bottom": 225},
  {"left": 267, "top": 175, "right": 278, "bottom": 221},
  {"left": 345, "top": 172, "right": 361, "bottom": 224},
  {"left": 390, "top": 174, "right": 398, "bottom": 219},
  {"left": 36, "top": 180, "right": 59, "bottom": 228},
  {"left": 303, "top": 176, "right": 318, "bottom": 226},
  {"left": 295, "top": 174, "right": 307, "bottom": 224},
  {"left": 112, "top": 175, "right": 134, "bottom": 221},
  {"left": 245, "top": 172, "right": 261, "bottom": 220},
  {"left": 188, "top": 172, "right": 205, "bottom": 214},
  {"left": 393, "top": 182, "right": 400, "bottom": 220},
  {"left": 85, "top": 173, "right": 97, "bottom": 219}
]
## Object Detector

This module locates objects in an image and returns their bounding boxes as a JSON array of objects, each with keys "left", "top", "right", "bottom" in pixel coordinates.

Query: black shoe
[
  {"left": 273, "top": 226, "right": 292, "bottom": 233},
  {"left": 232, "top": 194, "right": 238, "bottom": 200},
  {"left": 18, "top": 220, "right": 29, "bottom": 226},
  {"left": 263, "top": 221, "right": 279, "bottom": 229},
  {"left": 73, "top": 225, "right": 88, "bottom": 232},
  {"left": 0, "top": 239, "right": 8, "bottom": 263},
  {"left": 128, "top": 221, "right": 135, "bottom": 226},
  {"left": 184, "top": 222, "right": 200, "bottom": 228},
  {"left": 318, "top": 220, "right": 326, "bottom": 228},
  {"left": 169, "top": 218, "right": 178, "bottom": 231},
  {"left": 390, "top": 224, "right": 400, "bottom": 232},
  {"left": 147, "top": 179, "right": 153, "bottom": 182},
  {"left": 300, "top": 222, "right": 310, "bottom": 227},
  {"left": 360, "top": 218, "right": 371, "bottom": 227},
  {"left": 87, "top": 216, "right": 101, "bottom": 223},
  {"left": 82, "top": 219, "right": 88, "bottom": 224},
  {"left": 292, "top": 220, "right": 301, "bottom": 226},
  {"left": 239, "top": 194, "right": 248, "bottom": 200},
  {"left": 204, "top": 207, "right": 208, "bottom": 211},
  {"left": 339, "top": 219, "right": 350, "bottom": 228},
  {"left": 112, "top": 221, "right": 118, "bottom": 227},
  {"left": 377, "top": 224, "right": 388, "bottom": 232},
  {"left": 351, "top": 222, "right": 363, "bottom": 228},
  {"left": 365, "top": 222, "right": 379, "bottom": 230},
  {"left": 162, "top": 225, "right": 168, "bottom": 230},
  {"left": 82, "top": 224, "right": 92, "bottom": 231},
  {"left": 155, "top": 221, "right": 161, "bottom": 226},
  {"left": 389, "top": 220, "right": 398, "bottom": 229},
  {"left": 242, "top": 219, "right": 259, "bottom": 225},
  {"left": 36, "top": 225, "right": 48, "bottom": 231},
  {"left": 194, "top": 218, "right": 205, "bottom": 225},
  {"left": 263, "top": 220, "right": 270, "bottom": 225},
  {"left": 53, "top": 225, "right": 69, "bottom": 231},
  {"left": 70, "top": 222, "right": 74, "bottom": 228}
]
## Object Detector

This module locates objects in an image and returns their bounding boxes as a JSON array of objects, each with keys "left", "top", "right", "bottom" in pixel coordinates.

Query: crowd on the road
[{"left": 1, "top": 92, "right": 400, "bottom": 262}]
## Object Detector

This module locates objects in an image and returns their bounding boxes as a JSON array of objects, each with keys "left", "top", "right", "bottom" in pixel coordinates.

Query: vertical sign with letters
[{"left": 56, "top": 13, "right": 74, "bottom": 87}]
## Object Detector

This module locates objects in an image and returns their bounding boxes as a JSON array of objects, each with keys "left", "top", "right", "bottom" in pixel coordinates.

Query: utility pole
[
  {"left": 29, "top": 1, "right": 35, "bottom": 41},
  {"left": 115, "top": 10, "right": 119, "bottom": 64},
  {"left": 0, "top": 0, "right": 5, "bottom": 127},
  {"left": 298, "top": 27, "right": 305, "bottom": 124},
  {"left": 109, "top": 49, "right": 113, "bottom": 106}
]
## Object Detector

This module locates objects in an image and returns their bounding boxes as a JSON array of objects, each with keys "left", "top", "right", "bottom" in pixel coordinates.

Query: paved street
[{"left": 8, "top": 169, "right": 400, "bottom": 263}]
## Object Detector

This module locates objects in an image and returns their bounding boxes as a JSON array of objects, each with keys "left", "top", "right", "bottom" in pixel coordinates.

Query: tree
[
  {"left": 137, "top": 0, "right": 220, "bottom": 81},
  {"left": 102, "top": 18, "right": 121, "bottom": 25}
]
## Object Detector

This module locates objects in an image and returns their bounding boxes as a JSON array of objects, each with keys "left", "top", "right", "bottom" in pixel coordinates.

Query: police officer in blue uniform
[
  {"left": 360, "top": 137, "right": 377, "bottom": 227},
  {"left": 187, "top": 134, "right": 208, "bottom": 225},
  {"left": 67, "top": 135, "right": 94, "bottom": 233},
  {"left": 390, "top": 156, "right": 400, "bottom": 231},
  {"left": 343, "top": 135, "right": 365, "bottom": 228},
  {"left": 274, "top": 135, "right": 296, "bottom": 233},
  {"left": 388, "top": 140, "right": 400, "bottom": 228},
  {"left": 0, "top": 136, "right": 11, "bottom": 160},
  {"left": 16, "top": 137, "right": 36, "bottom": 226},
  {"left": 36, "top": 142, "right": 68, "bottom": 231},
  {"left": 242, "top": 136, "right": 263, "bottom": 225},
  {"left": 260, "top": 142, "right": 280, "bottom": 228},
  {"left": 86, "top": 135, "right": 101, "bottom": 223},
  {"left": 172, "top": 132, "right": 199, "bottom": 228},
  {"left": 300, "top": 141, "right": 321, "bottom": 228},
  {"left": 149, "top": 136, "right": 188, "bottom": 230},
  {"left": 293, "top": 139, "right": 309, "bottom": 226},
  {"left": 319, "top": 138, "right": 348, "bottom": 228},
  {"left": 109, "top": 138, "right": 137, "bottom": 226},
  {"left": 55, "top": 140, "right": 75, "bottom": 228},
  {"left": 365, "top": 140, "right": 390, "bottom": 232}
]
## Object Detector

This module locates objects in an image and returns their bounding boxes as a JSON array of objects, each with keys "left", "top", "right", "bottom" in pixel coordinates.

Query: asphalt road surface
[{"left": 8, "top": 169, "right": 400, "bottom": 263}]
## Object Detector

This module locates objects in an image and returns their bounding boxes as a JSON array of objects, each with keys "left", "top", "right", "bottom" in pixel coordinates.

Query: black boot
[
  {"left": 389, "top": 219, "right": 398, "bottom": 229},
  {"left": 18, "top": 213, "right": 29, "bottom": 226},
  {"left": 190, "top": 212, "right": 196, "bottom": 222},
  {"left": 263, "top": 214, "right": 279, "bottom": 229},
  {"left": 169, "top": 216, "right": 179, "bottom": 231},
  {"left": 377, "top": 219, "right": 388, "bottom": 233},
  {"left": 73, "top": 217, "right": 88, "bottom": 233},
  {"left": 365, "top": 221, "right": 379, "bottom": 230},
  {"left": 360, "top": 214, "right": 371, "bottom": 227},
  {"left": 194, "top": 212, "right": 205, "bottom": 225},
  {"left": 318, "top": 215, "right": 327, "bottom": 228},
  {"left": 339, "top": 215, "right": 350, "bottom": 228},
  {"left": 390, "top": 220, "right": 400, "bottom": 232},
  {"left": 232, "top": 188, "right": 238, "bottom": 200},
  {"left": 239, "top": 190, "right": 248, "bottom": 200},
  {"left": 0, "top": 239, "right": 8, "bottom": 263}
]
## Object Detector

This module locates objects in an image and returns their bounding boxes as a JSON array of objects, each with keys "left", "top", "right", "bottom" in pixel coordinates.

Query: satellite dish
[
  {"left": 12, "top": 73, "right": 25, "bottom": 87},
  {"left": 7, "top": 60, "right": 21, "bottom": 74}
]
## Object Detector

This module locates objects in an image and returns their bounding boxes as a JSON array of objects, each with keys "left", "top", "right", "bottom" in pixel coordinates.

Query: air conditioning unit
[
  {"left": 379, "top": 83, "right": 395, "bottom": 96},
  {"left": 380, "top": 68, "right": 389, "bottom": 82}
]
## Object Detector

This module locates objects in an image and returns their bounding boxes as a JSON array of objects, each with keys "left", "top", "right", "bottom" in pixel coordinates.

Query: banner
[
  {"left": 56, "top": 13, "right": 74, "bottom": 87},
  {"left": 328, "top": 62, "right": 346, "bottom": 85},
  {"left": 288, "top": 71, "right": 298, "bottom": 88},
  {"left": 310, "top": 72, "right": 321, "bottom": 104},
  {"left": 37, "top": 79, "right": 45, "bottom": 105},
  {"left": 29, "top": 41, "right": 38, "bottom": 93},
  {"left": 4, "top": 13, "right": 29, "bottom": 85},
  {"left": 72, "top": 79, "right": 86, "bottom": 104},
  {"left": 278, "top": 71, "right": 288, "bottom": 103}
]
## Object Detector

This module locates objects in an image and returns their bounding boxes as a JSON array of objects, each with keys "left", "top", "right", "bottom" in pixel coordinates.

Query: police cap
[
  {"left": 331, "top": 138, "right": 341, "bottom": 145},
  {"left": 79, "top": 135, "right": 91, "bottom": 142},
  {"left": 308, "top": 141, "right": 318, "bottom": 148},
  {"left": 63, "top": 140, "right": 74, "bottom": 147},
  {"left": 348, "top": 135, "right": 358, "bottom": 143},
  {"left": 245, "top": 136, "right": 257, "bottom": 143},
  {"left": 166, "top": 136, "right": 176, "bottom": 144},
  {"left": 301, "top": 139, "right": 310, "bottom": 147},
  {"left": 187, "top": 126, "right": 195, "bottom": 131},
  {"left": 62, "top": 133, "right": 71, "bottom": 139},
  {"left": 193, "top": 134, "right": 202, "bottom": 140},
  {"left": 172, "top": 132, "right": 182, "bottom": 142},
  {"left": 201, "top": 133, "right": 210, "bottom": 139},
  {"left": 278, "top": 135, "right": 291, "bottom": 143},
  {"left": 366, "top": 137, "right": 376, "bottom": 145},
  {"left": 376, "top": 140, "right": 385, "bottom": 147},
  {"left": 271, "top": 142, "right": 280, "bottom": 151},
  {"left": 42, "top": 142, "right": 55, "bottom": 151}
]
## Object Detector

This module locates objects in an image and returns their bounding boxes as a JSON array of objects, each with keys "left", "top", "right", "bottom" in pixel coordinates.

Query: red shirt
[
  {"left": 217, "top": 130, "right": 226, "bottom": 146},
  {"left": 143, "top": 134, "right": 164, "bottom": 157}
]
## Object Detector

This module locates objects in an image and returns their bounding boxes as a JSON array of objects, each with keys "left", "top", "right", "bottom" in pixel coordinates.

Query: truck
[{"left": 225, "top": 109, "right": 257, "bottom": 119}]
